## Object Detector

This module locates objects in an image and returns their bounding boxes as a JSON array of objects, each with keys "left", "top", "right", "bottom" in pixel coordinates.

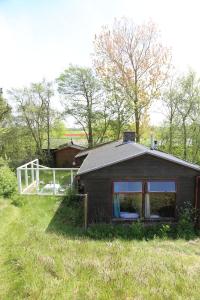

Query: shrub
[
  {"left": 130, "top": 221, "right": 144, "bottom": 239},
  {"left": 61, "top": 188, "right": 84, "bottom": 226},
  {"left": 63, "top": 188, "right": 81, "bottom": 205},
  {"left": 176, "top": 201, "right": 196, "bottom": 239},
  {"left": 0, "top": 165, "right": 17, "bottom": 198},
  {"left": 11, "top": 194, "right": 25, "bottom": 207}
]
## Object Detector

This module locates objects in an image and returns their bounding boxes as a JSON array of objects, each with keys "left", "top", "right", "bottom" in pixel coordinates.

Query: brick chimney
[{"left": 123, "top": 131, "right": 136, "bottom": 143}]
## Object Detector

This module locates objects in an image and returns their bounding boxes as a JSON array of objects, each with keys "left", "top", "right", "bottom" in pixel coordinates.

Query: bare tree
[{"left": 94, "top": 18, "right": 171, "bottom": 141}]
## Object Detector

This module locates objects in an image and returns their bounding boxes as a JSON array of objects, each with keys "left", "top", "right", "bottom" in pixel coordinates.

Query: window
[
  {"left": 114, "top": 181, "right": 142, "bottom": 193},
  {"left": 145, "top": 181, "right": 176, "bottom": 219},
  {"left": 113, "top": 181, "right": 142, "bottom": 219},
  {"left": 147, "top": 181, "right": 176, "bottom": 192},
  {"left": 113, "top": 180, "right": 176, "bottom": 220}
]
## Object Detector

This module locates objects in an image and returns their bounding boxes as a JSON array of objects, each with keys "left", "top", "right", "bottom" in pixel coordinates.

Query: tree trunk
[
  {"left": 183, "top": 121, "right": 187, "bottom": 160},
  {"left": 134, "top": 71, "right": 140, "bottom": 143},
  {"left": 87, "top": 104, "right": 93, "bottom": 148},
  {"left": 169, "top": 116, "right": 173, "bottom": 153},
  {"left": 47, "top": 100, "right": 50, "bottom": 158},
  {"left": 88, "top": 120, "right": 93, "bottom": 148},
  {"left": 135, "top": 108, "right": 140, "bottom": 142}
]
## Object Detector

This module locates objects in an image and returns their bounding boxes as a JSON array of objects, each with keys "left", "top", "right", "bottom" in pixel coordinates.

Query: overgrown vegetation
[
  {"left": 176, "top": 201, "right": 197, "bottom": 239},
  {"left": 0, "top": 164, "right": 17, "bottom": 197},
  {"left": 1, "top": 195, "right": 200, "bottom": 299}
]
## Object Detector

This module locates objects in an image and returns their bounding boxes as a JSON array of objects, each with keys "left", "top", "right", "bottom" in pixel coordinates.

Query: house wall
[
  {"left": 55, "top": 147, "right": 82, "bottom": 168},
  {"left": 79, "top": 154, "right": 200, "bottom": 223}
]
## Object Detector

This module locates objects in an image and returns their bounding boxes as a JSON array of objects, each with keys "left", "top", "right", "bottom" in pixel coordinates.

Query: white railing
[{"left": 17, "top": 159, "right": 79, "bottom": 196}]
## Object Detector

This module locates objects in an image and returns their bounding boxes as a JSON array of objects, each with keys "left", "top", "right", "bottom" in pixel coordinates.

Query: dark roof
[
  {"left": 77, "top": 140, "right": 200, "bottom": 175},
  {"left": 55, "top": 143, "right": 85, "bottom": 151},
  {"left": 42, "top": 138, "right": 85, "bottom": 150},
  {"left": 76, "top": 140, "right": 115, "bottom": 158}
]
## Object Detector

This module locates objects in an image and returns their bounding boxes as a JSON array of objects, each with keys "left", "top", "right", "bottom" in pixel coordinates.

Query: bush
[
  {"left": 86, "top": 222, "right": 175, "bottom": 240},
  {"left": 176, "top": 201, "right": 196, "bottom": 239},
  {"left": 0, "top": 165, "right": 17, "bottom": 198},
  {"left": 130, "top": 221, "right": 144, "bottom": 239},
  {"left": 61, "top": 189, "right": 84, "bottom": 226},
  {"left": 11, "top": 194, "right": 25, "bottom": 207},
  {"left": 63, "top": 188, "right": 81, "bottom": 205}
]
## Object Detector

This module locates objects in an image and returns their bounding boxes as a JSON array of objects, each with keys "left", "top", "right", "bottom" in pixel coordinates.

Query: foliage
[
  {"left": 11, "top": 194, "right": 26, "bottom": 207},
  {"left": 8, "top": 80, "right": 58, "bottom": 159},
  {"left": 176, "top": 201, "right": 196, "bottom": 239},
  {"left": 94, "top": 18, "right": 171, "bottom": 141},
  {"left": 62, "top": 188, "right": 84, "bottom": 226},
  {"left": 0, "top": 165, "right": 17, "bottom": 198},
  {"left": 87, "top": 222, "right": 179, "bottom": 240},
  {"left": 57, "top": 65, "right": 111, "bottom": 147}
]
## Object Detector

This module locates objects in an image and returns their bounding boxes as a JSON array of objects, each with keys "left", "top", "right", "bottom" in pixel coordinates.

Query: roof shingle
[{"left": 77, "top": 140, "right": 200, "bottom": 175}]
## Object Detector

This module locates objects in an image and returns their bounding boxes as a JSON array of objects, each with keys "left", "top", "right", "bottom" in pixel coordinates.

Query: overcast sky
[{"left": 0, "top": 0, "right": 200, "bottom": 125}]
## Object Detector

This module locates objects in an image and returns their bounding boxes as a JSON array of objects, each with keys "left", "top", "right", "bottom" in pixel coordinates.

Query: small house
[
  {"left": 76, "top": 132, "right": 200, "bottom": 224},
  {"left": 42, "top": 138, "right": 85, "bottom": 167}
]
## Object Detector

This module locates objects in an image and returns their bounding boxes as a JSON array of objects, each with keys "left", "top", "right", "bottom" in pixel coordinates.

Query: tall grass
[{"left": 0, "top": 196, "right": 200, "bottom": 299}]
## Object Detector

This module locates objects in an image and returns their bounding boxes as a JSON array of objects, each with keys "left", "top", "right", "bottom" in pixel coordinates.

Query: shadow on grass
[
  {"left": 46, "top": 198, "right": 85, "bottom": 239},
  {"left": 46, "top": 198, "right": 199, "bottom": 241}
]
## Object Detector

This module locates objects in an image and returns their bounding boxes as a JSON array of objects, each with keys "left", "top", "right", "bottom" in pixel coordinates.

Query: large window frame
[{"left": 112, "top": 179, "right": 177, "bottom": 221}]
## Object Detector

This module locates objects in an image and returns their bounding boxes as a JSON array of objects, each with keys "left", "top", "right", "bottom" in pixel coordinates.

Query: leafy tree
[
  {"left": 94, "top": 18, "right": 171, "bottom": 142},
  {"left": 8, "top": 80, "right": 55, "bottom": 159},
  {"left": 162, "top": 77, "right": 179, "bottom": 153},
  {"left": 57, "top": 65, "right": 111, "bottom": 147},
  {"left": 102, "top": 72, "right": 133, "bottom": 139},
  {"left": 0, "top": 92, "right": 11, "bottom": 124}
]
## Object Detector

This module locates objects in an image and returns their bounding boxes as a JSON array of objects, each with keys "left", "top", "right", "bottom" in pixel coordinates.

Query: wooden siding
[
  {"left": 79, "top": 154, "right": 200, "bottom": 224},
  {"left": 55, "top": 147, "right": 82, "bottom": 168}
]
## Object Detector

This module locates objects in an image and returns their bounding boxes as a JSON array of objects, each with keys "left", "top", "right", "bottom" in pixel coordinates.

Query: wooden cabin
[
  {"left": 76, "top": 132, "right": 200, "bottom": 224},
  {"left": 42, "top": 138, "right": 85, "bottom": 167}
]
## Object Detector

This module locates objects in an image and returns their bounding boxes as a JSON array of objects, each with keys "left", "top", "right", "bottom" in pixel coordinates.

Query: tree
[
  {"left": 161, "top": 71, "right": 200, "bottom": 161},
  {"left": 0, "top": 92, "right": 11, "bottom": 124},
  {"left": 0, "top": 92, "right": 12, "bottom": 157},
  {"left": 101, "top": 72, "right": 133, "bottom": 139},
  {"left": 94, "top": 18, "right": 171, "bottom": 142},
  {"left": 176, "top": 71, "right": 200, "bottom": 160},
  {"left": 8, "top": 80, "right": 55, "bottom": 158},
  {"left": 162, "top": 78, "right": 179, "bottom": 153},
  {"left": 57, "top": 65, "right": 110, "bottom": 148}
]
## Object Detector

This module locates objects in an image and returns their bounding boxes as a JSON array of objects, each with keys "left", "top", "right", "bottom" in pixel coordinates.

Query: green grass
[{"left": 1, "top": 196, "right": 200, "bottom": 299}]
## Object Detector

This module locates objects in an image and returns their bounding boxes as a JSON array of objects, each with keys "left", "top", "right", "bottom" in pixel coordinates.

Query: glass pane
[
  {"left": 145, "top": 193, "right": 176, "bottom": 218},
  {"left": 113, "top": 193, "right": 142, "bottom": 219},
  {"left": 55, "top": 170, "right": 72, "bottom": 195},
  {"left": 38, "top": 170, "right": 54, "bottom": 195},
  {"left": 147, "top": 181, "right": 176, "bottom": 192},
  {"left": 21, "top": 169, "right": 26, "bottom": 190},
  {"left": 114, "top": 181, "right": 142, "bottom": 193}
]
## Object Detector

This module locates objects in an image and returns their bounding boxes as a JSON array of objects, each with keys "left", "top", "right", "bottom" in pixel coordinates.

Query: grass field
[{"left": 1, "top": 196, "right": 200, "bottom": 299}]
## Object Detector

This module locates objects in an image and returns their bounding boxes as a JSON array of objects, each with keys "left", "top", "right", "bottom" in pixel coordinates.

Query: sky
[{"left": 0, "top": 0, "right": 200, "bottom": 125}]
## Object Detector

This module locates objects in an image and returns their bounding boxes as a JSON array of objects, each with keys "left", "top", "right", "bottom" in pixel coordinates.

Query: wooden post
[
  {"left": 70, "top": 170, "right": 73, "bottom": 187},
  {"left": 17, "top": 168, "right": 22, "bottom": 194},
  {"left": 84, "top": 194, "right": 88, "bottom": 230},
  {"left": 53, "top": 170, "right": 56, "bottom": 195}
]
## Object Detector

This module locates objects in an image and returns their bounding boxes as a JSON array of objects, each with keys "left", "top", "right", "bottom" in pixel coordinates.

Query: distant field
[
  {"left": 64, "top": 128, "right": 87, "bottom": 145},
  {"left": 1, "top": 196, "right": 200, "bottom": 299}
]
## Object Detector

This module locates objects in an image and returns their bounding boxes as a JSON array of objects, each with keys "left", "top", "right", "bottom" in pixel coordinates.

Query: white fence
[{"left": 17, "top": 159, "right": 79, "bottom": 196}]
